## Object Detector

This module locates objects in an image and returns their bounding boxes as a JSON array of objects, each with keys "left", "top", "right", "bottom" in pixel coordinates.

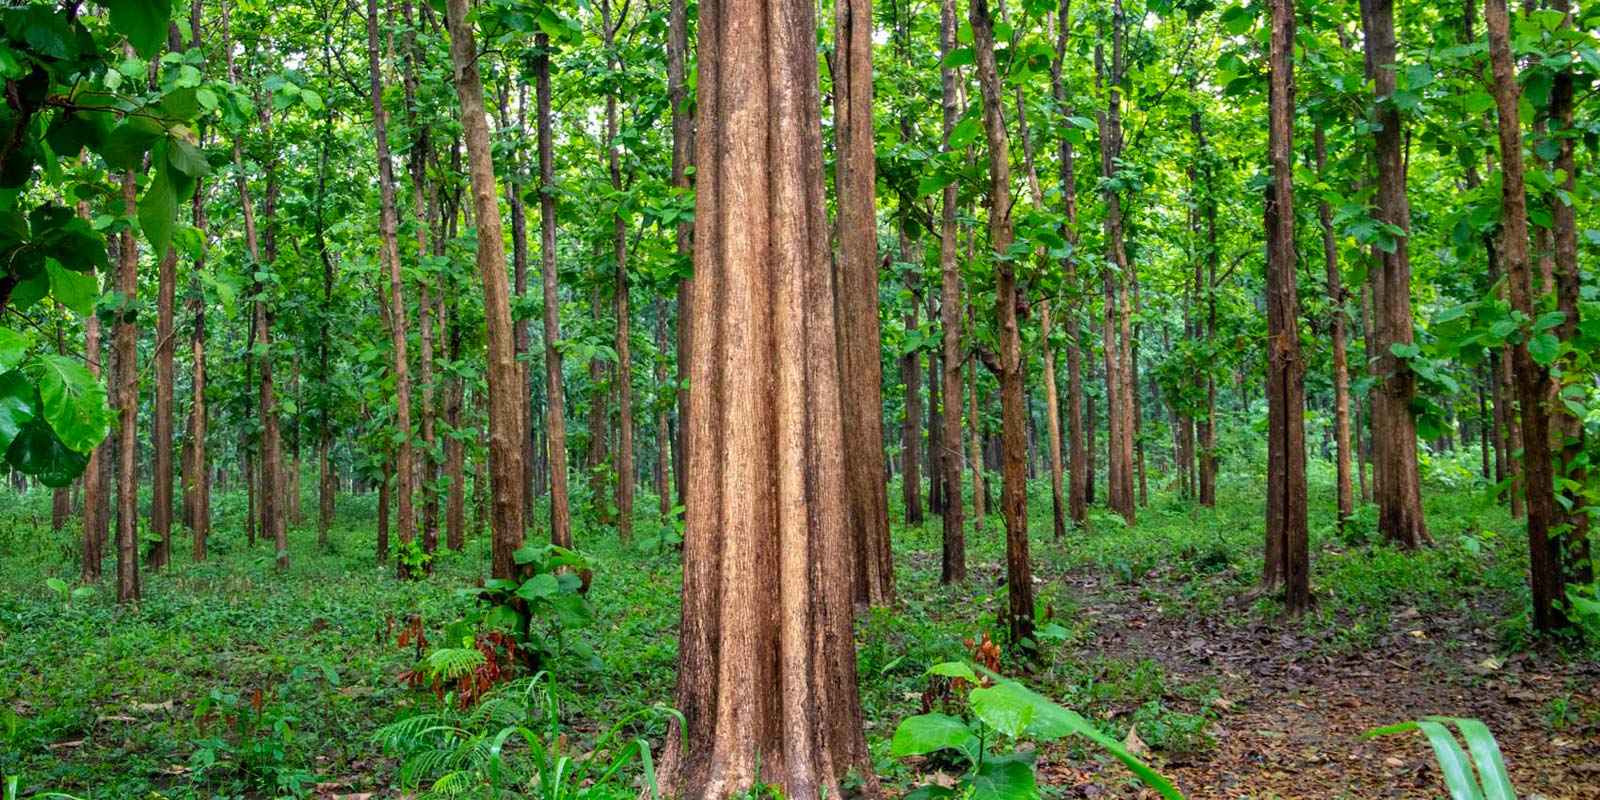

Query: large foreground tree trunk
[
  {"left": 835, "top": 0, "right": 894, "bottom": 606},
  {"left": 656, "top": 0, "right": 875, "bottom": 794},
  {"left": 1486, "top": 0, "right": 1565, "bottom": 634},
  {"left": 1262, "top": 0, "right": 1309, "bottom": 614},
  {"left": 445, "top": 0, "right": 526, "bottom": 579}
]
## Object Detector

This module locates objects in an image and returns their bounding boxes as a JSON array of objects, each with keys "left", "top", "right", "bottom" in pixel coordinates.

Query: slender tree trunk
[
  {"left": 1486, "top": 0, "right": 1565, "bottom": 633},
  {"left": 834, "top": 0, "right": 894, "bottom": 605},
  {"left": 655, "top": 300, "right": 673, "bottom": 516},
  {"left": 937, "top": 0, "right": 965, "bottom": 583},
  {"left": 502, "top": 86, "right": 537, "bottom": 520},
  {"left": 114, "top": 171, "right": 140, "bottom": 603},
  {"left": 368, "top": 0, "right": 416, "bottom": 575},
  {"left": 313, "top": 83, "right": 335, "bottom": 547},
  {"left": 534, "top": 32, "right": 572, "bottom": 549},
  {"left": 1263, "top": 0, "right": 1309, "bottom": 613},
  {"left": 445, "top": 0, "right": 526, "bottom": 579},
  {"left": 901, "top": 275, "right": 924, "bottom": 527},
  {"left": 378, "top": 461, "right": 392, "bottom": 559},
  {"left": 446, "top": 299, "right": 467, "bottom": 550},
  {"left": 969, "top": 357, "right": 985, "bottom": 532},
  {"left": 600, "top": 0, "right": 635, "bottom": 545},
  {"left": 668, "top": 0, "right": 693, "bottom": 517},
  {"left": 1095, "top": 4, "right": 1136, "bottom": 523},
  {"left": 656, "top": 0, "right": 875, "bottom": 792},
  {"left": 149, "top": 244, "right": 176, "bottom": 570},
  {"left": 972, "top": 0, "right": 1034, "bottom": 646},
  {"left": 1054, "top": 0, "right": 1087, "bottom": 527},
  {"left": 1359, "top": 0, "right": 1428, "bottom": 548},
  {"left": 81, "top": 193, "right": 107, "bottom": 582},
  {"left": 1315, "top": 124, "right": 1354, "bottom": 530},
  {"left": 1546, "top": 0, "right": 1591, "bottom": 587}
]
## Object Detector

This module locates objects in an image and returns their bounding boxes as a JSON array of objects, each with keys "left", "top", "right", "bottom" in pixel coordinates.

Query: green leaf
[
  {"left": 1414, "top": 720, "right": 1486, "bottom": 800},
  {"left": 1532, "top": 311, "right": 1565, "bottom": 332},
  {"left": 927, "top": 661, "right": 980, "bottom": 683},
  {"left": 967, "top": 752, "right": 1038, "bottom": 800},
  {"left": 0, "top": 329, "right": 26, "bottom": 371},
  {"left": 47, "top": 262, "right": 97, "bottom": 316},
  {"left": 1528, "top": 333, "right": 1559, "bottom": 366},
  {"left": 1389, "top": 342, "right": 1420, "bottom": 359},
  {"left": 46, "top": 576, "right": 69, "bottom": 596},
  {"left": 167, "top": 138, "right": 211, "bottom": 179},
  {"left": 550, "top": 593, "right": 594, "bottom": 629},
  {"left": 511, "top": 545, "right": 542, "bottom": 566},
  {"left": 102, "top": 0, "right": 175, "bottom": 58},
  {"left": 890, "top": 713, "right": 976, "bottom": 757},
  {"left": 139, "top": 157, "right": 180, "bottom": 255},
  {"left": 969, "top": 682, "right": 1035, "bottom": 738},
  {"left": 28, "top": 354, "right": 110, "bottom": 452},
  {"left": 0, "top": 370, "right": 36, "bottom": 454},
  {"left": 1446, "top": 718, "right": 1514, "bottom": 800},
  {"left": 6, "top": 416, "right": 88, "bottom": 487},
  {"left": 515, "top": 573, "right": 560, "bottom": 601}
]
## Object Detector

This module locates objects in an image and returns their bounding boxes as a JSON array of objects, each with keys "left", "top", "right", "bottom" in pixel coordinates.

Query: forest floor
[{"left": 2, "top": 472, "right": 1598, "bottom": 799}]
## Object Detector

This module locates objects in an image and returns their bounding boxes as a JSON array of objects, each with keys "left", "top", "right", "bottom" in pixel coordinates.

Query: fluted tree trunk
[
  {"left": 444, "top": 0, "right": 526, "bottom": 579},
  {"left": 834, "top": 0, "right": 893, "bottom": 606},
  {"left": 654, "top": 0, "right": 875, "bottom": 795}
]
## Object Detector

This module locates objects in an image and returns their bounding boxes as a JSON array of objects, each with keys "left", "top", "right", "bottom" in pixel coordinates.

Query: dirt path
[{"left": 1048, "top": 572, "right": 1600, "bottom": 799}]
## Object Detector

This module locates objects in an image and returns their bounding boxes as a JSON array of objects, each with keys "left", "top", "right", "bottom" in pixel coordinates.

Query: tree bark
[
  {"left": 1359, "top": 0, "right": 1428, "bottom": 548},
  {"left": 1095, "top": 2, "right": 1136, "bottom": 523},
  {"left": 901, "top": 275, "right": 924, "bottom": 527},
  {"left": 600, "top": 0, "right": 635, "bottom": 545},
  {"left": 937, "top": 0, "right": 964, "bottom": 584},
  {"left": 368, "top": 0, "right": 416, "bottom": 575},
  {"left": 971, "top": 0, "right": 1034, "bottom": 646},
  {"left": 114, "top": 171, "right": 141, "bottom": 603},
  {"left": 1053, "top": 0, "right": 1087, "bottom": 527},
  {"left": 1263, "top": 0, "right": 1309, "bottom": 614},
  {"left": 834, "top": 0, "right": 894, "bottom": 605},
  {"left": 668, "top": 0, "right": 693, "bottom": 517},
  {"left": 1486, "top": 0, "right": 1565, "bottom": 633},
  {"left": 656, "top": 0, "right": 875, "bottom": 793},
  {"left": 444, "top": 0, "right": 526, "bottom": 579},
  {"left": 80, "top": 192, "right": 107, "bottom": 582},
  {"left": 1315, "top": 124, "right": 1354, "bottom": 530},
  {"left": 534, "top": 32, "right": 572, "bottom": 550}
]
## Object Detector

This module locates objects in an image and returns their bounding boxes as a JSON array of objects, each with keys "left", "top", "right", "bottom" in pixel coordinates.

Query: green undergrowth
[{"left": 0, "top": 460, "right": 1582, "bottom": 797}]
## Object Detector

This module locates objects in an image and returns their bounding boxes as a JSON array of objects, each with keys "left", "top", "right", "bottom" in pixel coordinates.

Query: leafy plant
[
  {"left": 891, "top": 663, "right": 1184, "bottom": 800},
  {"left": 376, "top": 672, "right": 681, "bottom": 799},
  {"left": 470, "top": 544, "right": 600, "bottom": 670},
  {"left": 1368, "top": 717, "right": 1515, "bottom": 800}
]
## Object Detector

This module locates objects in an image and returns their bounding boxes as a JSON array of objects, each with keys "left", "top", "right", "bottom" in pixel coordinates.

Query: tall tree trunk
[
  {"left": 1095, "top": 3, "right": 1136, "bottom": 523},
  {"left": 81, "top": 195, "right": 107, "bottom": 582},
  {"left": 1053, "top": 0, "right": 1087, "bottom": 527},
  {"left": 114, "top": 171, "right": 140, "bottom": 603},
  {"left": 969, "top": 356, "right": 985, "bottom": 532},
  {"left": 445, "top": 304, "right": 467, "bottom": 550},
  {"left": 655, "top": 299, "right": 673, "bottom": 516},
  {"left": 534, "top": 32, "right": 572, "bottom": 549},
  {"left": 150, "top": 244, "right": 176, "bottom": 570},
  {"left": 835, "top": 0, "right": 894, "bottom": 605},
  {"left": 313, "top": 69, "right": 335, "bottom": 547},
  {"left": 656, "top": 0, "right": 875, "bottom": 792},
  {"left": 502, "top": 86, "right": 537, "bottom": 519},
  {"left": 1546, "top": 0, "right": 1590, "bottom": 587},
  {"left": 368, "top": 0, "right": 416, "bottom": 575},
  {"left": 901, "top": 276, "right": 924, "bottom": 527},
  {"left": 444, "top": 0, "right": 526, "bottom": 579},
  {"left": 937, "top": 0, "right": 964, "bottom": 583},
  {"left": 972, "top": 0, "right": 1034, "bottom": 646},
  {"left": 1359, "top": 0, "right": 1428, "bottom": 548},
  {"left": 668, "top": 0, "right": 693, "bottom": 517},
  {"left": 1486, "top": 0, "right": 1565, "bottom": 633},
  {"left": 1315, "top": 124, "right": 1354, "bottom": 530},
  {"left": 1263, "top": 0, "right": 1309, "bottom": 613},
  {"left": 600, "top": 0, "right": 635, "bottom": 545}
]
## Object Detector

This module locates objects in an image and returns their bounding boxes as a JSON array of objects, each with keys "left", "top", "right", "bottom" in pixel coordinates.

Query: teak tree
[{"left": 656, "top": 0, "right": 875, "bottom": 794}]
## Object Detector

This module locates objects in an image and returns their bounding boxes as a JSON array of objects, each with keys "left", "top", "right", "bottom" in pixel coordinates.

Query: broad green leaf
[
  {"left": 0, "top": 371, "right": 36, "bottom": 453},
  {"left": 1527, "top": 333, "right": 1559, "bottom": 366},
  {"left": 966, "top": 752, "right": 1038, "bottom": 800},
  {"left": 516, "top": 573, "right": 560, "bottom": 601},
  {"left": 29, "top": 355, "right": 111, "bottom": 452},
  {"left": 927, "top": 661, "right": 980, "bottom": 683},
  {"left": 0, "top": 329, "right": 26, "bottom": 371},
  {"left": 6, "top": 416, "right": 89, "bottom": 487},
  {"left": 102, "top": 0, "right": 175, "bottom": 58},
  {"left": 47, "top": 262, "right": 97, "bottom": 316},
  {"left": 1415, "top": 720, "right": 1486, "bottom": 800},
  {"left": 550, "top": 593, "right": 594, "bottom": 629},
  {"left": 139, "top": 157, "right": 180, "bottom": 255},
  {"left": 969, "top": 681, "right": 1035, "bottom": 738},
  {"left": 889, "top": 713, "right": 975, "bottom": 757}
]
